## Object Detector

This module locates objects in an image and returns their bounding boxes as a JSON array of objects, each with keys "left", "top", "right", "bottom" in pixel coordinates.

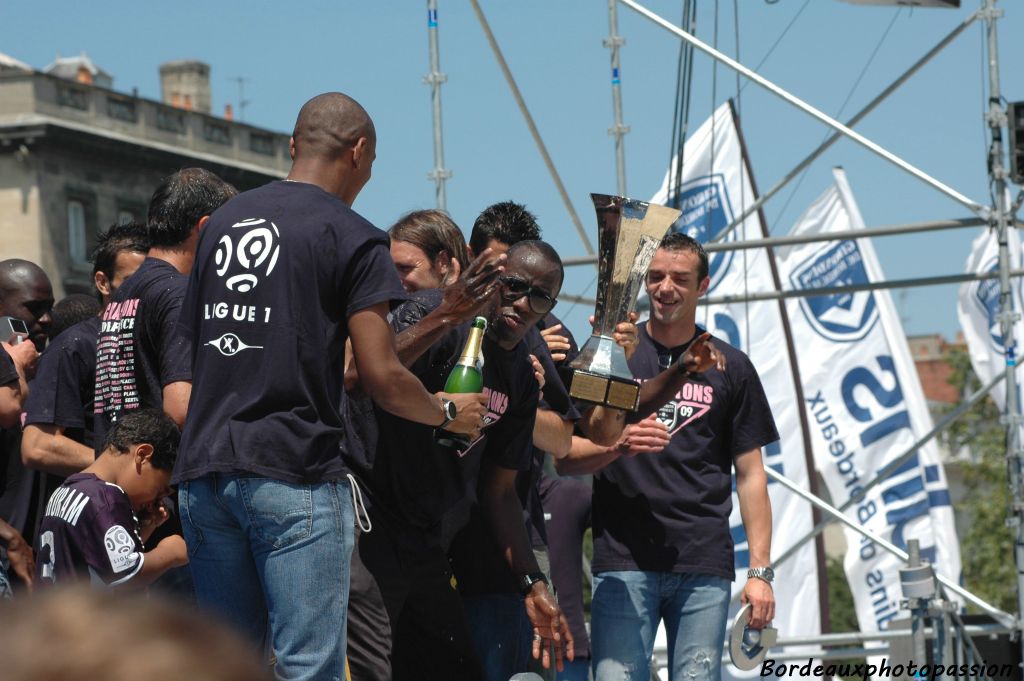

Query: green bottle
[{"left": 436, "top": 317, "right": 487, "bottom": 450}]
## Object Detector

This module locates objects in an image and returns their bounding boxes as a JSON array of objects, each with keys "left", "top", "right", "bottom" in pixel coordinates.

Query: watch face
[
  {"left": 764, "top": 567, "right": 774, "bottom": 580},
  {"left": 443, "top": 399, "right": 457, "bottom": 419}
]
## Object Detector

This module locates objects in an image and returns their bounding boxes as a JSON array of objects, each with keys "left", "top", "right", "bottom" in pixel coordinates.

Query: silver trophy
[{"left": 563, "top": 194, "right": 681, "bottom": 411}]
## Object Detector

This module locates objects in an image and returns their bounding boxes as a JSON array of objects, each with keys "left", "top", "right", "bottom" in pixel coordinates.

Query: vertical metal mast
[
  {"left": 983, "top": 0, "right": 1024, "bottom": 663},
  {"left": 605, "top": 0, "right": 629, "bottom": 197},
  {"left": 425, "top": 0, "right": 451, "bottom": 210}
]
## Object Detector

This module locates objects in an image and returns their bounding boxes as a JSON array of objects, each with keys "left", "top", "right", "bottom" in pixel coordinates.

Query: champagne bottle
[{"left": 435, "top": 316, "right": 487, "bottom": 450}]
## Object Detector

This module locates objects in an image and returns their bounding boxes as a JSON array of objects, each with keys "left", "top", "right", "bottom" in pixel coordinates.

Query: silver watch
[{"left": 747, "top": 566, "right": 774, "bottom": 584}]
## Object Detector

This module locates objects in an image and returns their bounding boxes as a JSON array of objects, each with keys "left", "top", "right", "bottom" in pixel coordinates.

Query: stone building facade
[{"left": 0, "top": 56, "right": 289, "bottom": 298}]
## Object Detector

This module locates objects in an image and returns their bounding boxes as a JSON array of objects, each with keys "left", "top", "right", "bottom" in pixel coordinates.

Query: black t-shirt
[
  {"left": 175, "top": 181, "right": 406, "bottom": 485},
  {"left": 447, "top": 319, "right": 580, "bottom": 596},
  {"left": 1, "top": 347, "right": 42, "bottom": 541},
  {"left": 35, "top": 472, "right": 144, "bottom": 586},
  {"left": 0, "top": 344, "right": 17, "bottom": 387},
  {"left": 592, "top": 322, "right": 779, "bottom": 579},
  {"left": 368, "top": 291, "right": 539, "bottom": 538},
  {"left": 24, "top": 316, "right": 101, "bottom": 449},
  {"left": 93, "top": 258, "right": 191, "bottom": 452},
  {"left": 539, "top": 474, "right": 592, "bottom": 658},
  {"left": 525, "top": 313, "right": 580, "bottom": 548}
]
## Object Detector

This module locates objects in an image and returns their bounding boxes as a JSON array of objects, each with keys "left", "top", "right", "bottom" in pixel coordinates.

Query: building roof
[
  {"left": 0, "top": 52, "right": 31, "bottom": 72},
  {"left": 43, "top": 53, "right": 113, "bottom": 87}
]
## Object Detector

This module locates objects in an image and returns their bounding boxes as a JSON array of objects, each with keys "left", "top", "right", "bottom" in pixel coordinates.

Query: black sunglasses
[{"left": 498, "top": 275, "right": 557, "bottom": 315}]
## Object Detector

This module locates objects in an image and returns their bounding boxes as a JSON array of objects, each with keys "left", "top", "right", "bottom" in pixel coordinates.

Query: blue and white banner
[
  {"left": 778, "top": 169, "right": 962, "bottom": 662},
  {"left": 651, "top": 102, "right": 824, "bottom": 678},
  {"left": 956, "top": 223, "right": 1021, "bottom": 414}
]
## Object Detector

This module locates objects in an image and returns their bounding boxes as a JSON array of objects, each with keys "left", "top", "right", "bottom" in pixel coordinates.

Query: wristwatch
[
  {"left": 519, "top": 572, "right": 548, "bottom": 596},
  {"left": 747, "top": 566, "right": 775, "bottom": 585},
  {"left": 438, "top": 397, "right": 457, "bottom": 429}
]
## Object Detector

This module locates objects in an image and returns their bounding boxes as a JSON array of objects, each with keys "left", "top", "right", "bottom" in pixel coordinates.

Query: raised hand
[
  {"left": 540, "top": 324, "right": 572, "bottom": 362},
  {"left": 679, "top": 332, "right": 725, "bottom": 375},
  {"left": 437, "top": 248, "right": 506, "bottom": 324}
]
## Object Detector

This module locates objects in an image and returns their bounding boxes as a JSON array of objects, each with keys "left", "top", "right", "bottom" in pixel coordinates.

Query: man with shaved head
[
  {"left": 175, "top": 92, "right": 484, "bottom": 681},
  {"left": 0, "top": 259, "right": 54, "bottom": 353}
]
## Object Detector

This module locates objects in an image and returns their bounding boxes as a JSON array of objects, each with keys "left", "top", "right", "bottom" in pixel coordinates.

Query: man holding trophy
[{"left": 559, "top": 196, "right": 778, "bottom": 681}]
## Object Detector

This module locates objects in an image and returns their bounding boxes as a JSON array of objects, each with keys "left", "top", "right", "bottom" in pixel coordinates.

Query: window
[
  {"left": 203, "top": 120, "right": 231, "bottom": 145},
  {"left": 57, "top": 84, "right": 88, "bottom": 111},
  {"left": 156, "top": 108, "right": 186, "bottom": 134},
  {"left": 249, "top": 132, "right": 275, "bottom": 155},
  {"left": 67, "top": 200, "right": 88, "bottom": 269},
  {"left": 106, "top": 96, "right": 137, "bottom": 123}
]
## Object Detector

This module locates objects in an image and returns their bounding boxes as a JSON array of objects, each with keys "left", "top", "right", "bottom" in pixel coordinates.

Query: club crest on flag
[
  {"left": 790, "top": 239, "right": 878, "bottom": 342},
  {"left": 667, "top": 173, "right": 735, "bottom": 294},
  {"left": 972, "top": 256, "right": 1022, "bottom": 353}
]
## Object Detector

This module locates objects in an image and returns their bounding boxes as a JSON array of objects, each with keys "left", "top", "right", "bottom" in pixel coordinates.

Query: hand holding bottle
[{"left": 436, "top": 391, "right": 488, "bottom": 437}]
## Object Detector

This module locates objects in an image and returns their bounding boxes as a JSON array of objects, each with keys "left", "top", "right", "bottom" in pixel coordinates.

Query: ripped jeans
[{"left": 591, "top": 571, "right": 730, "bottom": 681}]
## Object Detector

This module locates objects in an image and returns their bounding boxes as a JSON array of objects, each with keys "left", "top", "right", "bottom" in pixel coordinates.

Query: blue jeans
[
  {"left": 558, "top": 658, "right": 591, "bottom": 681},
  {"left": 462, "top": 592, "right": 534, "bottom": 681},
  {"left": 180, "top": 474, "right": 354, "bottom": 681},
  {"left": 590, "top": 571, "right": 730, "bottom": 681}
]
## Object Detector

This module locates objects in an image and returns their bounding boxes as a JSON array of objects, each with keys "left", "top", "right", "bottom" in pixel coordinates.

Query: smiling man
[{"left": 584, "top": 232, "right": 779, "bottom": 681}]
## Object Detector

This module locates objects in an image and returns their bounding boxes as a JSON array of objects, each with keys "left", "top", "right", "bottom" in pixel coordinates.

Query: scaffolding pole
[
  {"left": 616, "top": 0, "right": 989, "bottom": 217},
  {"left": 561, "top": 217, "right": 990, "bottom": 267},
  {"left": 770, "top": 370, "right": 1006, "bottom": 573},
  {"left": 424, "top": 0, "right": 451, "bottom": 210},
  {"left": 714, "top": 10, "right": 982, "bottom": 243},
  {"left": 605, "top": 0, "right": 629, "bottom": 197},
  {"left": 764, "top": 466, "right": 1015, "bottom": 627},
  {"left": 981, "top": 0, "right": 1024, "bottom": 664},
  {"left": 557, "top": 267, "right": 1024, "bottom": 309}
]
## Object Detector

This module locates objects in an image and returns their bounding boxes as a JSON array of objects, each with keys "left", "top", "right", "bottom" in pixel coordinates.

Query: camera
[{"left": 0, "top": 317, "right": 30, "bottom": 345}]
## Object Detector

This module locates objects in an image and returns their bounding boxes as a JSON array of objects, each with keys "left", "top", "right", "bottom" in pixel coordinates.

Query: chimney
[
  {"left": 159, "top": 60, "right": 211, "bottom": 114},
  {"left": 224, "top": 103, "right": 233, "bottom": 121}
]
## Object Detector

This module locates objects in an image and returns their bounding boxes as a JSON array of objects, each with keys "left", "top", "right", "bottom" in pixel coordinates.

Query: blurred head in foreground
[{"left": 0, "top": 586, "right": 272, "bottom": 681}]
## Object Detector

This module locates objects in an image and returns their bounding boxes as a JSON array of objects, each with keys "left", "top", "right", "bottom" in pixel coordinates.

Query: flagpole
[
  {"left": 727, "top": 99, "right": 831, "bottom": 636},
  {"left": 981, "top": 0, "right": 1024, "bottom": 660}
]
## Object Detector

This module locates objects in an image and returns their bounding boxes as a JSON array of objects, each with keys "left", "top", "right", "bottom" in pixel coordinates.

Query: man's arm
[
  {"left": 349, "top": 303, "right": 486, "bottom": 433},
  {"left": 629, "top": 333, "right": 724, "bottom": 424},
  {"left": 480, "top": 462, "right": 574, "bottom": 670},
  {"left": 532, "top": 409, "right": 573, "bottom": 458},
  {"left": 555, "top": 415, "right": 671, "bottom": 476},
  {"left": 343, "top": 250, "right": 505, "bottom": 390},
  {"left": 21, "top": 424, "right": 94, "bottom": 475},
  {"left": 735, "top": 447, "right": 775, "bottom": 629},
  {"left": 0, "top": 342, "right": 37, "bottom": 427},
  {"left": 163, "top": 381, "right": 191, "bottom": 429}
]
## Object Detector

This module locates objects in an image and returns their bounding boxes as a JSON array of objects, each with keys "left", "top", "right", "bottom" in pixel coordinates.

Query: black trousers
[{"left": 346, "top": 507, "right": 484, "bottom": 681}]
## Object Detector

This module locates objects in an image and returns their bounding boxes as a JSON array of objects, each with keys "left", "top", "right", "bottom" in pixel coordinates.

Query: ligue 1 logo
[
  {"left": 214, "top": 218, "right": 281, "bottom": 293},
  {"left": 666, "top": 174, "right": 735, "bottom": 293},
  {"left": 790, "top": 239, "right": 878, "bottom": 342}
]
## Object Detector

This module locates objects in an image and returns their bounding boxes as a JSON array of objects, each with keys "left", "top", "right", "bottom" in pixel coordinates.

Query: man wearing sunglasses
[{"left": 350, "top": 239, "right": 574, "bottom": 681}]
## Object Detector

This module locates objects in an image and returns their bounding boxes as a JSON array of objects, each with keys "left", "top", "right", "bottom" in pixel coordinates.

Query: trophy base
[{"left": 562, "top": 367, "right": 640, "bottom": 412}]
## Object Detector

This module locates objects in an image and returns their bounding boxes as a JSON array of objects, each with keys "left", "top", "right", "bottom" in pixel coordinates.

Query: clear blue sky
[{"left": 3, "top": 0, "right": 1020, "bottom": 343}]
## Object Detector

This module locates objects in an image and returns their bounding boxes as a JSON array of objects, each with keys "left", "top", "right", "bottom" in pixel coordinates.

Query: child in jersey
[{"left": 35, "top": 408, "right": 188, "bottom": 587}]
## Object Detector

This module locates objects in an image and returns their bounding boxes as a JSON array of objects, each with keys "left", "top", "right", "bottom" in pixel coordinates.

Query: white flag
[
  {"left": 651, "top": 102, "right": 824, "bottom": 678},
  {"left": 778, "top": 169, "right": 962, "bottom": 670},
  {"left": 956, "top": 224, "right": 1021, "bottom": 411}
]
